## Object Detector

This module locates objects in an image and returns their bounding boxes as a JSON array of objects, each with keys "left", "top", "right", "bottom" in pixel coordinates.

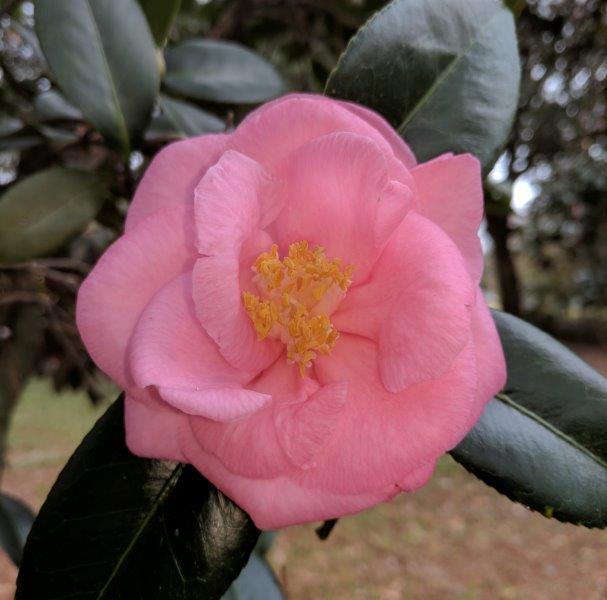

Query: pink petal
[
  {"left": 192, "top": 251, "right": 281, "bottom": 375},
  {"left": 274, "top": 381, "right": 348, "bottom": 470},
  {"left": 310, "top": 334, "right": 478, "bottom": 495},
  {"left": 271, "top": 132, "right": 412, "bottom": 282},
  {"left": 231, "top": 94, "right": 414, "bottom": 176},
  {"left": 338, "top": 99, "right": 417, "bottom": 168},
  {"left": 412, "top": 154, "right": 484, "bottom": 283},
  {"left": 126, "top": 382, "right": 399, "bottom": 530},
  {"left": 397, "top": 462, "right": 436, "bottom": 491},
  {"left": 129, "top": 273, "right": 270, "bottom": 421},
  {"left": 466, "top": 289, "right": 507, "bottom": 427},
  {"left": 333, "top": 212, "right": 475, "bottom": 392},
  {"left": 76, "top": 209, "right": 194, "bottom": 389},
  {"left": 126, "top": 134, "right": 229, "bottom": 232},
  {"left": 179, "top": 425, "right": 399, "bottom": 529},
  {"left": 194, "top": 150, "right": 282, "bottom": 256},
  {"left": 125, "top": 390, "right": 188, "bottom": 463},
  {"left": 192, "top": 151, "right": 283, "bottom": 372},
  {"left": 186, "top": 359, "right": 346, "bottom": 479},
  {"left": 374, "top": 180, "right": 414, "bottom": 248}
]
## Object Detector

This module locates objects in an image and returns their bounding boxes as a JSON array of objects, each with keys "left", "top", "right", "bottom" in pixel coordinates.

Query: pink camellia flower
[{"left": 77, "top": 94, "right": 506, "bottom": 529}]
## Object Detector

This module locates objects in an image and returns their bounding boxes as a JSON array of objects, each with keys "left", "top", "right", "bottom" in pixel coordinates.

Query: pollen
[{"left": 243, "top": 241, "right": 354, "bottom": 376}]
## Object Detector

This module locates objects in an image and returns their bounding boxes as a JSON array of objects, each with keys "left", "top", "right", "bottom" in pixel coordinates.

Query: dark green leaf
[
  {"left": 144, "top": 112, "right": 181, "bottom": 142},
  {"left": 0, "top": 116, "right": 24, "bottom": 137},
  {"left": 0, "top": 167, "right": 107, "bottom": 263},
  {"left": 38, "top": 125, "right": 80, "bottom": 144},
  {"left": 451, "top": 311, "right": 607, "bottom": 528},
  {"left": 159, "top": 94, "right": 225, "bottom": 137},
  {"left": 33, "top": 90, "right": 82, "bottom": 122},
  {"left": 0, "top": 493, "right": 36, "bottom": 567},
  {"left": 164, "top": 39, "right": 286, "bottom": 104},
  {"left": 0, "top": 133, "right": 44, "bottom": 152},
  {"left": 222, "top": 554, "right": 283, "bottom": 600},
  {"left": 137, "top": 0, "right": 181, "bottom": 46},
  {"left": 325, "top": 0, "right": 521, "bottom": 169},
  {"left": 35, "top": 0, "right": 160, "bottom": 154},
  {"left": 16, "top": 398, "right": 260, "bottom": 600}
]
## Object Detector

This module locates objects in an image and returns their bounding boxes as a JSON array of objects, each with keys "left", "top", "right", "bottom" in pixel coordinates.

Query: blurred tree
[{"left": 490, "top": 0, "right": 607, "bottom": 335}]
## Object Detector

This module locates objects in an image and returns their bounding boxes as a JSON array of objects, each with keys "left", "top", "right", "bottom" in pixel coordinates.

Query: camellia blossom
[{"left": 76, "top": 94, "right": 506, "bottom": 529}]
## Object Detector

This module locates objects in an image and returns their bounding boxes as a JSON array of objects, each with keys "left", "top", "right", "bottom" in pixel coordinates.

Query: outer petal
[
  {"left": 338, "top": 99, "right": 417, "bottom": 168},
  {"left": 192, "top": 150, "right": 282, "bottom": 372},
  {"left": 271, "top": 132, "right": 412, "bottom": 282},
  {"left": 126, "top": 386, "right": 398, "bottom": 530},
  {"left": 466, "top": 289, "right": 507, "bottom": 427},
  {"left": 310, "top": 334, "right": 478, "bottom": 495},
  {"left": 125, "top": 390, "right": 188, "bottom": 463},
  {"left": 76, "top": 209, "right": 194, "bottom": 389},
  {"left": 126, "top": 134, "right": 229, "bottom": 231},
  {"left": 129, "top": 273, "right": 270, "bottom": 422},
  {"left": 333, "top": 212, "right": 475, "bottom": 392},
  {"left": 179, "top": 427, "right": 400, "bottom": 530},
  {"left": 230, "top": 94, "right": 414, "bottom": 178},
  {"left": 412, "top": 154, "right": 484, "bottom": 283},
  {"left": 397, "top": 462, "right": 436, "bottom": 491}
]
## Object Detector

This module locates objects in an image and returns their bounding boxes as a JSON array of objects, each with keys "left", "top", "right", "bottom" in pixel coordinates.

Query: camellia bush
[{"left": 0, "top": 0, "right": 606, "bottom": 598}]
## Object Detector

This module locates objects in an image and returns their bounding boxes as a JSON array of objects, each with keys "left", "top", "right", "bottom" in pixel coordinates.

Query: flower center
[{"left": 243, "top": 241, "right": 354, "bottom": 376}]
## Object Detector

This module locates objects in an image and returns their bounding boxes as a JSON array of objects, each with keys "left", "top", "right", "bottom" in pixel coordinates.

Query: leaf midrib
[
  {"left": 83, "top": 0, "right": 130, "bottom": 154},
  {"left": 397, "top": 9, "right": 502, "bottom": 135},
  {"left": 496, "top": 392, "right": 607, "bottom": 471},
  {"left": 95, "top": 464, "right": 184, "bottom": 599}
]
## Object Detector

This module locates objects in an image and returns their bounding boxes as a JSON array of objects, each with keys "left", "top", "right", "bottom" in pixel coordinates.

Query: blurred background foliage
[{"left": 0, "top": 0, "right": 606, "bottom": 477}]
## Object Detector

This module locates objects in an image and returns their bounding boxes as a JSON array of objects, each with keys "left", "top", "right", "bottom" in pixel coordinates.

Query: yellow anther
[{"left": 243, "top": 241, "right": 354, "bottom": 376}]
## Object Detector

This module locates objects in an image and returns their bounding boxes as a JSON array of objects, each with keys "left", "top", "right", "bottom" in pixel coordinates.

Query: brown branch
[{"left": 0, "top": 257, "right": 91, "bottom": 274}]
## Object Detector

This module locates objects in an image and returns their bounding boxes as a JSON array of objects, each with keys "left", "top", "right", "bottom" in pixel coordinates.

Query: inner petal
[{"left": 243, "top": 240, "right": 354, "bottom": 376}]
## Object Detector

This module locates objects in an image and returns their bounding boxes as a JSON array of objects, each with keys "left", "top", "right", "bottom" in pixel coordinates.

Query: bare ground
[{"left": 1, "top": 343, "right": 606, "bottom": 600}]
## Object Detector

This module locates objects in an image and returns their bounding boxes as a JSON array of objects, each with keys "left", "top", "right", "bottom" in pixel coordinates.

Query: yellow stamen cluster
[{"left": 243, "top": 241, "right": 353, "bottom": 376}]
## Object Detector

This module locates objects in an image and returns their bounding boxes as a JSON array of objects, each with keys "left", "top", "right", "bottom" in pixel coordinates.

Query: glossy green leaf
[
  {"left": 451, "top": 311, "right": 607, "bottom": 528},
  {"left": 325, "top": 0, "right": 521, "bottom": 169},
  {"left": 0, "top": 493, "right": 35, "bottom": 567},
  {"left": 137, "top": 0, "right": 181, "bottom": 46},
  {"left": 159, "top": 94, "right": 225, "bottom": 137},
  {"left": 144, "top": 113, "right": 181, "bottom": 142},
  {"left": 0, "top": 167, "right": 107, "bottom": 263},
  {"left": 33, "top": 90, "right": 82, "bottom": 122},
  {"left": 164, "top": 39, "right": 286, "bottom": 104},
  {"left": 35, "top": 0, "right": 160, "bottom": 153},
  {"left": 16, "top": 398, "right": 260, "bottom": 599},
  {"left": 222, "top": 554, "right": 283, "bottom": 600}
]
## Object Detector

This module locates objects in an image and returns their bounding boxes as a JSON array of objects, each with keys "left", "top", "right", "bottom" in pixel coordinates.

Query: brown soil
[{"left": 1, "top": 344, "right": 606, "bottom": 600}]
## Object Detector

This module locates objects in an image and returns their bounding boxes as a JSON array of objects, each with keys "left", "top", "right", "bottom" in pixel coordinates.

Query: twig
[
  {"left": 315, "top": 519, "right": 338, "bottom": 540},
  {"left": 0, "top": 258, "right": 90, "bottom": 273},
  {"left": 0, "top": 291, "right": 52, "bottom": 306}
]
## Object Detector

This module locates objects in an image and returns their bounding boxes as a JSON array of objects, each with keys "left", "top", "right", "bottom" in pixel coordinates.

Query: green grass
[{"left": 7, "top": 378, "right": 114, "bottom": 468}]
